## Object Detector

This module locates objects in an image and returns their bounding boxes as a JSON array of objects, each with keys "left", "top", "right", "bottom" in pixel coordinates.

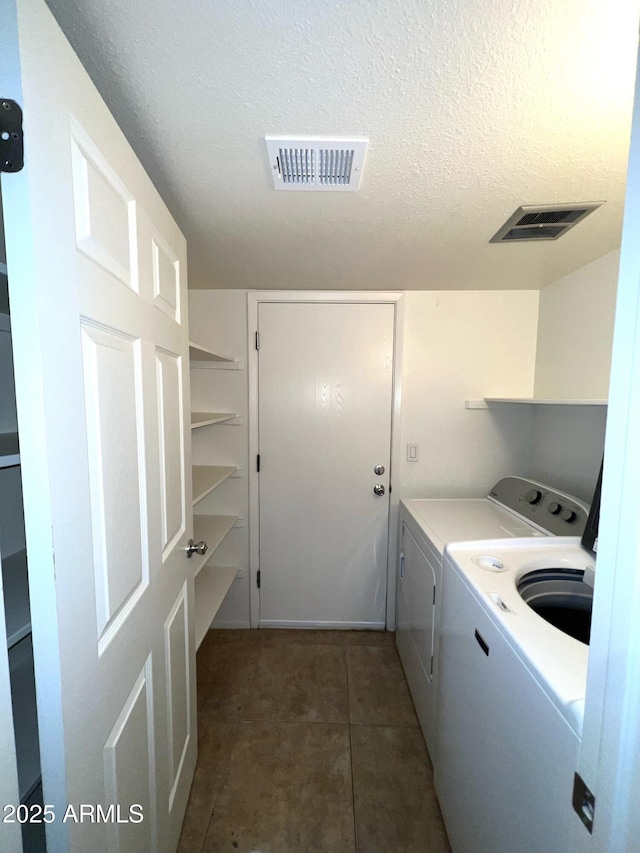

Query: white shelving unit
[
  {"left": 191, "top": 411, "right": 238, "bottom": 429},
  {"left": 189, "top": 341, "right": 237, "bottom": 364},
  {"left": 10, "top": 636, "right": 41, "bottom": 803},
  {"left": 0, "top": 430, "right": 19, "bottom": 467},
  {"left": 192, "top": 465, "right": 237, "bottom": 506},
  {"left": 189, "top": 339, "right": 242, "bottom": 647},
  {"left": 3, "top": 550, "right": 30, "bottom": 648},
  {"left": 0, "top": 248, "right": 44, "bottom": 830},
  {"left": 194, "top": 566, "right": 239, "bottom": 649},
  {"left": 465, "top": 398, "right": 608, "bottom": 409}
]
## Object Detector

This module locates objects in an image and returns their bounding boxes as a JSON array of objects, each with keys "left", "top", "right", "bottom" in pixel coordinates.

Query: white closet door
[
  {"left": 257, "top": 301, "right": 394, "bottom": 627},
  {"left": 0, "top": 1, "right": 195, "bottom": 851}
]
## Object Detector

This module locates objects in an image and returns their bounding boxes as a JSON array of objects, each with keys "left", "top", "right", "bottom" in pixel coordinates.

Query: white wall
[
  {"left": 399, "top": 291, "right": 538, "bottom": 498},
  {"left": 534, "top": 250, "right": 619, "bottom": 400},
  {"left": 528, "top": 251, "right": 618, "bottom": 503}
]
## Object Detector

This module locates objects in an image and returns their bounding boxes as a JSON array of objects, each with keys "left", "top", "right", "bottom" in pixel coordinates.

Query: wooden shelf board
[
  {"left": 0, "top": 432, "right": 20, "bottom": 468},
  {"left": 192, "top": 515, "right": 238, "bottom": 578},
  {"left": 191, "top": 412, "right": 238, "bottom": 429},
  {"left": 189, "top": 341, "right": 236, "bottom": 364},
  {"left": 10, "top": 639, "right": 41, "bottom": 802},
  {"left": 192, "top": 465, "right": 237, "bottom": 506},
  {"left": 2, "top": 549, "right": 30, "bottom": 649},
  {"left": 195, "top": 565, "right": 239, "bottom": 649}
]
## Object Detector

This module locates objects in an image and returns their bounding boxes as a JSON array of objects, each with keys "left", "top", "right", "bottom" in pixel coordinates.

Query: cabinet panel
[
  {"left": 81, "top": 323, "right": 148, "bottom": 641},
  {"left": 103, "top": 659, "right": 154, "bottom": 853},
  {"left": 164, "top": 585, "right": 190, "bottom": 811},
  {"left": 156, "top": 349, "right": 186, "bottom": 556},
  {"left": 396, "top": 520, "right": 438, "bottom": 757}
]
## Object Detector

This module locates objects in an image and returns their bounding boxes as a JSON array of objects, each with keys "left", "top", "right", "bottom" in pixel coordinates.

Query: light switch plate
[{"left": 407, "top": 444, "right": 419, "bottom": 462}]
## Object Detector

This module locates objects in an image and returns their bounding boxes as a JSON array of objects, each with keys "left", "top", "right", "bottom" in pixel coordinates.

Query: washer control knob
[
  {"left": 561, "top": 508, "right": 577, "bottom": 523},
  {"left": 548, "top": 502, "right": 562, "bottom": 515},
  {"left": 525, "top": 489, "right": 543, "bottom": 505}
]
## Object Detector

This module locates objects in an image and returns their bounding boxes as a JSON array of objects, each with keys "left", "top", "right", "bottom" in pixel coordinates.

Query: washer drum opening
[{"left": 517, "top": 568, "right": 593, "bottom": 644}]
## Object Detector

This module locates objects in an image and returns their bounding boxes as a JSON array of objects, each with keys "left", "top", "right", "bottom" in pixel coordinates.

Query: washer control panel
[{"left": 487, "top": 476, "right": 590, "bottom": 536}]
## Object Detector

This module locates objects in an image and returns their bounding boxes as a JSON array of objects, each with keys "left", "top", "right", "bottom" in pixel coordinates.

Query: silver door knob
[
  {"left": 373, "top": 484, "right": 385, "bottom": 496},
  {"left": 374, "top": 464, "right": 385, "bottom": 475},
  {"left": 186, "top": 539, "right": 208, "bottom": 558}
]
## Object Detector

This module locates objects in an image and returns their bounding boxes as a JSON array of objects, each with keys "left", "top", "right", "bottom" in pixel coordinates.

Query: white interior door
[
  {"left": 257, "top": 301, "right": 395, "bottom": 628},
  {"left": 0, "top": 2, "right": 196, "bottom": 851}
]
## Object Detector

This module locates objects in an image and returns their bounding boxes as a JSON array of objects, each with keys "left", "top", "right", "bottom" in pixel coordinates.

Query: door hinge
[
  {"left": 0, "top": 99, "right": 24, "bottom": 172},
  {"left": 255, "top": 331, "right": 260, "bottom": 350},
  {"left": 257, "top": 569, "right": 261, "bottom": 589},
  {"left": 433, "top": 587, "right": 436, "bottom": 605},
  {"left": 572, "top": 772, "right": 595, "bottom": 834},
  {"left": 257, "top": 454, "right": 260, "bottom": 472}
]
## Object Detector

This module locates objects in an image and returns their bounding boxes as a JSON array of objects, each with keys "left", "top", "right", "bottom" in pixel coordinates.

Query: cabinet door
[
  {"left": 0, "top": 1, "right": 195, "bottom": 851},
  {"left": 396, "top": 522, "right": 437, "bottom": 754}
]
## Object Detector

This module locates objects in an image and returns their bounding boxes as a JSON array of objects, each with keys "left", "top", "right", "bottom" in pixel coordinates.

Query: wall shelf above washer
[{"left": 465, "top": 398, "right": 608, "bottom": 409}]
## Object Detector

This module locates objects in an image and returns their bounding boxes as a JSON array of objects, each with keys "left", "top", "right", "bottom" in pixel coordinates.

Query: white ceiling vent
[
  {"left": 265, "top": 137, "right": 368, "bottom": 191},
  {"left": 490, "top": 203, "right": 604, "bottom": 243}
]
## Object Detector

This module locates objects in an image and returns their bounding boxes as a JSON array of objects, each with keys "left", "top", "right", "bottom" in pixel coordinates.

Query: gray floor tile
[
  {"left": 347, "top": 645, "right": 418, "bottom": 726},
  {"left": 242, "top": 642, "right": 349, "bottom": 723},
  {"left": 351, "top": 725, "right": 451, "bottom": 853},
  {"left": 197, "top": 632, "right": 261, "bottom": 718},
  {"left": 177, "top": 711, "right": 237, "bottom": 853},
  {"left": 202, "top": 720, "right": 356, "bottom": 853}
]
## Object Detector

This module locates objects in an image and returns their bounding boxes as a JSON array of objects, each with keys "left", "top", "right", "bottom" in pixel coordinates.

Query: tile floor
[{"left": 178, "top": 628, "right": 451, "bottom": 853}]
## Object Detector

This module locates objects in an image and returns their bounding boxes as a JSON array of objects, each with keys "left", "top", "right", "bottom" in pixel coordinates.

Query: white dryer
[{"left": 396, "top": 477, "right": 589, "bottom": 764}]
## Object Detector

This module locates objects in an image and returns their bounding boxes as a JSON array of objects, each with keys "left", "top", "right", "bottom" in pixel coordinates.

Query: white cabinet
[
  {"left": 396, "top": 515, "right": 438, "bottom": 759},
  {"left": 0, "top": 257, "right": 45, "bottom": 852},
  {"left": 189, "top": 342, "right": 240, "bottom": 648}
]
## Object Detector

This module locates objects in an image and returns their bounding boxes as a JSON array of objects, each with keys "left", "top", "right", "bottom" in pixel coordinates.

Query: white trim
[{"left": 247, "top": 290, "right": 404, "bottom": 630}]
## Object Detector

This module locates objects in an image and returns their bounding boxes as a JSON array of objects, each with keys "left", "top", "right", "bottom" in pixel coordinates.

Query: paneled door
[
  {"left": 257, "top": 301, "right": 395, "bottom": 627},
  {"left": 0, "top": 1, "right": 196, "bottom": 851}
]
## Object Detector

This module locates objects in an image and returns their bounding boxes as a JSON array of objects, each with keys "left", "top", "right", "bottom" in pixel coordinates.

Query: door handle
[
  {"left": 373, "top": 484, "right": 385, "bottom": 496},
  {"left": 186, "top": 539, "right": 208, "bottom": 558}
]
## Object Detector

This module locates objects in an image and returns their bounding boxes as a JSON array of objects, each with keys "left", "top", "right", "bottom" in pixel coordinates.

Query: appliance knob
[
  {"left": 548, "top": 502, "right": 562, "bottom": 515},
  {"left": 525, "top": 489, "right": 543, "bottom": 505},
  {"left": 561, "top": 508, "right": 577, "bottom": 523}
]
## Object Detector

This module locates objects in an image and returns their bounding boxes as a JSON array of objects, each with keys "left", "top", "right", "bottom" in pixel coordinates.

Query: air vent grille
[
  {"left": 491, "top": 203, "right": 603, "bottom": 243},
  {"left": 265, "top": 137, "right": 368, "bottom": 191}
]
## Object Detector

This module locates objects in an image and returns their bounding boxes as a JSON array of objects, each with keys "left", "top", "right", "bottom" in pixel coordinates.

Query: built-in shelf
[
  {"left": 195, "top": 565, "right": 239, "bottom": 649},
  {"left": 10, "top": 637, "right": 41, "bottom": 803},
  {"left": 0, "top": 432, "right": 19, "bottom": 468},
  {"left": 192, "top": 514, "right": 238, "bottom": 578},
  {"left": 465, "top": 398, "right": 608, "bottom": 409},
  {"left": 191, "top": 412, "right": 239, "bottom": 429},
  {"left": 192, "top": 465, "right": 237, "bottom": 506},
  {"left": 3, "top": 550, "right": 30, "bottom": 649},
  {"left": 189, "top": 341, "right": 237, "bottom": 364}
]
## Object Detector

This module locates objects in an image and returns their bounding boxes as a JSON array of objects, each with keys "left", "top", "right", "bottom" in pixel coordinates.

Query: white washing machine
[
  {"left": 435, "top": 535, "right": 595, "bottom": 853},
  {"left": 396, "top": 477, "right": 589, "bottom": 764}
]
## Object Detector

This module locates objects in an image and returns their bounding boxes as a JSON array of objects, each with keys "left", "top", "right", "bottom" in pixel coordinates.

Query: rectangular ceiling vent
[
  {"left": 265, "top": 137, "right": 368, "bottom": 191},
  {"left": 490, "top": 203, "right": 604, "bottom": 243}
]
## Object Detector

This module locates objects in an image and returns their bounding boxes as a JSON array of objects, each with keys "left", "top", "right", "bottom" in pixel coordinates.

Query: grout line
[{"left": 345, "top": 644, "right": 359, "bottom": 853}]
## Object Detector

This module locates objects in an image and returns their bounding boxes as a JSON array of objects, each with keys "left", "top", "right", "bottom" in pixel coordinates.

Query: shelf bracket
[{"left": 1, "top": 100, "right": 24, "bottom": 172}]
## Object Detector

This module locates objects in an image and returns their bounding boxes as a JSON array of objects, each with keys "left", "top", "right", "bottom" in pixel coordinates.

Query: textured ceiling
[{"left": 46, "top": 0, "right": 639, "bottom": 291}]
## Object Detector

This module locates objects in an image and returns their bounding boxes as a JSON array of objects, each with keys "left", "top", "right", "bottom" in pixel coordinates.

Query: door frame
[{"left": 247, "top": 291, "right": 404, "bottom": 630}]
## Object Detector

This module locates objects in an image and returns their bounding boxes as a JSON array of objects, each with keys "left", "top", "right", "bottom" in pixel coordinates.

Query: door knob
[
  {"left": 186, "top": 539, "right": 208, "bottom": 558},
  {"left": 374, "top": 464, "right": 385, "bottom": 475},
  {"left": 373, "top": 484, "right": 385, "bottom": 496}
]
